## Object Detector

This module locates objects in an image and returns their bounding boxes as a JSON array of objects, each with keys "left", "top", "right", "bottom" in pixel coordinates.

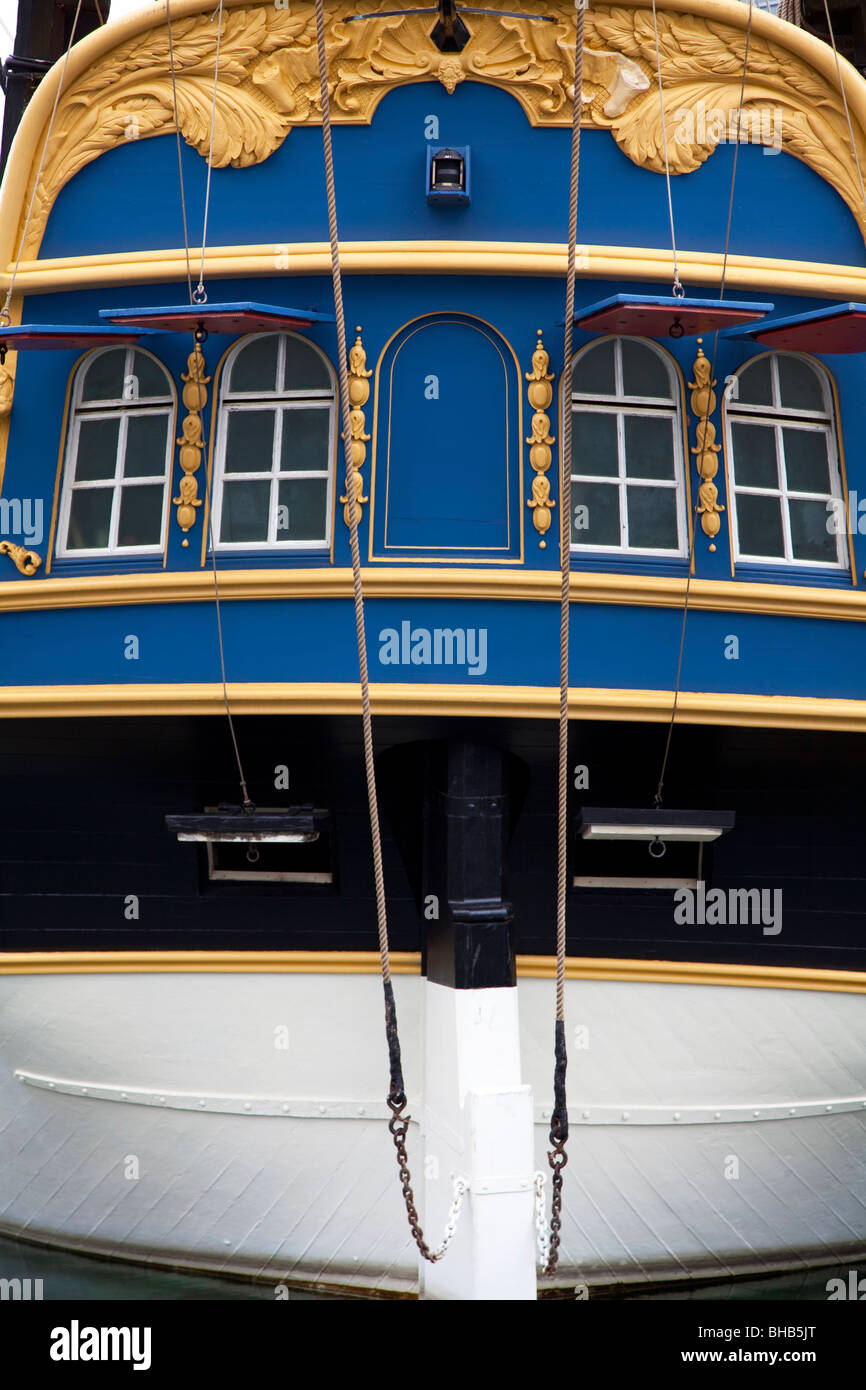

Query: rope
[
  {"left": 822, "top": 0, "right": 866, "bottom": 212},
  {"left": 166, "top": 0, "right": 195, "bottom": 306},
  {"left": 196, "top": 0, "right": 225, "bottom": 302},
  {"left": 653, "top": 0, "right": 754, "bottom": 808},
  {"left": 1, "top": 0, "right": 83, "bottom": 324},
  {"left": 544, "top": 0, "right": 587, "bottom": 1282},
  {"left": 650, "top": 0, "right": 683, "bottom": 296}
]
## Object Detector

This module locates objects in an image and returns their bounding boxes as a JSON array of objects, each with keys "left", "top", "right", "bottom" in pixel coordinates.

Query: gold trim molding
[
  {"left": 1, "top": 565, "right": 865, "bottom": 621},
  {"left": 2, "top": 948, "right": 865, "bottom": 994},
  {"left": 340, "top": 326, "right": 371, "bottom": 527},
  {"left": 4, "top": 0, "right": 866, "bottom": 265},
  {"left": 525, "top": 330, "right": 556, "bottom": 549},
  {"left": 0, "top": 680, "right": 865, "bottom": 730}
]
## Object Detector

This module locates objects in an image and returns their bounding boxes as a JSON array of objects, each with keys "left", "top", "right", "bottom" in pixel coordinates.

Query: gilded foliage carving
[
  {"left": 340, "top": 326, "right": 371, "bottom": 527},
  {"left": 689, "top": 340, "right": 723, "bottom": 551},
  {"left": 525, "top": 330, "right": 556, "bottom": 549},
  {"left": 16, "top": 0, "right": 866, "bottom": 257},
  {"left": 174, "top": 343, "right": 209, "bottom": 544}
]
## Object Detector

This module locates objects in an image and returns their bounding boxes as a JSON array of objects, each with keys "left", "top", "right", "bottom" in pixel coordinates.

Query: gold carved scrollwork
[
  {"left": 19, "top": 2, "right": 866, "bottom": 257},
  {"left": 689, "top": 338, "right": 723, "bottom": 552},
  {"left": 0, "top": 540, "right": 42, "bottom": 575},
  {"left": 526, "top": 329, "right": 556, "bottom": 549},
  {"left": 0, "top": 365, "right": 14, "bottom": 418},
  {"left": 174, "top": 343, "right": 209, "bottom": 546},
  {"left": 340, "top": 326, "right": 371, "bottom": 527}
]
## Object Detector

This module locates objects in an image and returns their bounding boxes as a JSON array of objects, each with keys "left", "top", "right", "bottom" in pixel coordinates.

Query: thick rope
[
  {"left": 544, "top": 0, "right": 586, "bottom": 1282},
  {"left": 313, "top": 1, "right": 393, "bottom": 994},
  {"left": 1, "top": 0, "right": 83, "bottom": 324},
  {"left": 653, "top": 0, "right": 754, "bottom": 808}
]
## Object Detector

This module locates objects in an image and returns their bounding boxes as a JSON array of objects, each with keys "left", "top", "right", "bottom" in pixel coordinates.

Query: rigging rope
[
  {"left": 196, "top": 0, "right": 225, "bottom": 302},
  {"left": 652, "top": 0, "right": 754, "bottom": 809},
  {"left": 822, "top": 0, "right": 866, "bottom": 212},
  {"left": 544, "top": 0, "right": 587, "bottom": 1281},
  {"left": 1, "top": 0, "right": 84, "bottom": 324},
  {"left": 650, "top": 0, "right": 683, "bottom": 296},
  {"left": 164, "top": 0, "right": 250, "bottom": 806},
  {"left": 314, "top": 0, "right": 451, "bottom": 1262}
]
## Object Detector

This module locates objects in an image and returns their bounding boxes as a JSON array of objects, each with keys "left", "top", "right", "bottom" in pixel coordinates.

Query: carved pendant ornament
[
  {"left": 340, "top": 326, "right": 371, "bottom": 528},
  {"left": 174, "top": 343, "right": 209, "bottom": 545},
  {"left": 14, "top": 0, "right": 866, "bottom": 258},
  {"left": 689, "top": 339, "right": 723, "bottom": 552},
  {"left": 525, "top": 330, "right": 556, "bottom": 549}
]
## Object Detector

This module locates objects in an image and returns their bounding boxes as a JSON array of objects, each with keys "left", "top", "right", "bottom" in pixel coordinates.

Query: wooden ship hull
[{"left": 1, "top": 0, "right": 866, "bottom": 1298}]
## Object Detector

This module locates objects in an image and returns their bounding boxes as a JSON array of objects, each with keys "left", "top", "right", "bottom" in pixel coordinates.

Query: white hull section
[{"left": 1, "top": 970, "right": 865, "bottom": 1294}]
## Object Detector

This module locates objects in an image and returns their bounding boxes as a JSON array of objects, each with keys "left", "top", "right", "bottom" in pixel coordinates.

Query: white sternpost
[{"left": 419, "top": 980, "right": 537, "bottom": 1300}]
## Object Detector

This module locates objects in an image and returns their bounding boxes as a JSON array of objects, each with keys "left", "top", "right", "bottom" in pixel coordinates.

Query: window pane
[
  {"left": 277, "top": 478, "right": 329, "bottom": 542},
  {"left": 117, "top": 484, "right": 164, "bottom": 547},
  {"left": 572, "top": 410, "right": 618, "bottom": 476},
  {"left": 731, "top": 421, "right": 777, "bottom": 488},
  {"left": 782, "top": 427, "right": 831, "bottom": 494},
  {"left": 626, "top": 485, "right": 679, "bottom": 550},
  {"left": 790, "top": 498, "right": 840, "bottom": 563},
  {"left": 229, "top": 335, "right": 279, "bottom": 393},
  {"left": 736, "top": 356, "right": 773, "bottom": 406},
  {"left": 778, "top": 355, "right": 825, "bottom": 413},
  {"left": 220, "top": 479, "right": 271, "bottom": 542},
  {"left": 573, "top": 339, "right": 616, "bottom": 397},
  {"left": 736, "top": 492, "right": 785, "bottom": 557},
  {"left": 81, "top": 349, "right": 126, "bottom": 402},
  {"left": 572, "top": 480, "right": 620, "bottom": 546},
  {"left": 75, "top": 417, "right": 120, "bottom": 480},
  {"left": 621, "top": 340, "right": 671, "bottom": 399},
  {"left": 123, "top": 414, "right": 169, "bottom": 477},
  {"left": 129, "top": 351, "right": 170, "bottom": 400},
  {"left": 282, "top": 336, "right": 332, "bottom": 392},
  {"left": 224, "top": 410, "right": 275, "bottom": 473},
  {"left": 280, "top": 408, "right": 331, "bottom": 472},
  {"left": 67, "top": 488, "right": 113, "bottom": 549},
  {"left": 624, "top": 414, "right": 675, "bottom": 479}
]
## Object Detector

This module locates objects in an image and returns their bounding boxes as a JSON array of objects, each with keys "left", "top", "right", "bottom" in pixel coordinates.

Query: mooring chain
[{"left": 388, "top": 1095, "right": 468, "bottom": 1262}]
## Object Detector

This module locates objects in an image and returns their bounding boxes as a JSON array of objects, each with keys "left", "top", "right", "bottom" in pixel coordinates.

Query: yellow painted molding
[
  {"left": 2, "top": 949, "right": 865, "bottom": 995},
  {"left": 4, "top": 0, "right": 866, "bottom": 269},
  {"left": 9, "top": 242, "right": 866, "bottom": 299},
  {"left": 0, "top": 565, "right": 863, "bottom": 622},
  {"left": 0, "top": 681, "right": 865, "bottom": 729}
]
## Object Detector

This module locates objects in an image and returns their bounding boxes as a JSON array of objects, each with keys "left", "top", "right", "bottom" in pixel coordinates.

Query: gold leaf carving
[
  {"left": 0, "top": 540, "right": 41, "bottom": 575},
  {"left": 340, "top": 326, "right": 371, "bottom": 527},
  {"left": 689, "top": 339, "right": 723, "bottom": 551},
  {"left": 525, "top": 330, "right": 556, "bottom": 549},
  {"left": 16, "top": 1, "right": 866, "bottom": 257},
  {"left": 173, "top": 343, "right": 209, "bottom": 545}
]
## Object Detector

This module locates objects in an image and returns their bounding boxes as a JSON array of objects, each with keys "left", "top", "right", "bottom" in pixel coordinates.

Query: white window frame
[
  {"left": 570, "top": 336, "right": 688, "bottom": 558},
  {"left": 56, "top": 346, "right": 175, "bottom": 559},
  {"left": 212, "top": 333, "right": 336, "bottom": 552},
  {"left": 725, "top": 351, "right": 847, "bottom": 570}
]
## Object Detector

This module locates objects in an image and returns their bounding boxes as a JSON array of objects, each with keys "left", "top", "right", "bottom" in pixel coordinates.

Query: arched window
[
  {"left": 57, "top": 347, "right": 175, "bottom": 556},
  {"left": 725, "top": 352, "right": 846, "bottom": 568},
  {"left": 212, "top": 333, "right": 336, "bottom": 549},
  {"left": 570, "top": 337, "right": 687, "bottom": 555}
]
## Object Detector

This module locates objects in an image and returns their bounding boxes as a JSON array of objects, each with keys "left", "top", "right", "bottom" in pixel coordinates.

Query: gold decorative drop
[
  {"left": 340, "top": 326, "right": 371, "bottom": 528},
  {"left": 174, "top": 343, "right": 209, "bottom": 546},
  {"left": 0, "top": 540, "right": 41, "bottom": 575},
  {"left": 689, "top": 339, "right": 723, "bottom": 552},
  {"left": 525, "top": 330, "right": 556, "bottom": 548},
  {"left": 0, "top": 365, "right": 14, "bottom": 417}
]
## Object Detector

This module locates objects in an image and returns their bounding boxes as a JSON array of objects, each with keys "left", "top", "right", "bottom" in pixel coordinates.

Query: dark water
[{"left": 0, "top": 1233, "right": 851, "bottom": 1300}]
